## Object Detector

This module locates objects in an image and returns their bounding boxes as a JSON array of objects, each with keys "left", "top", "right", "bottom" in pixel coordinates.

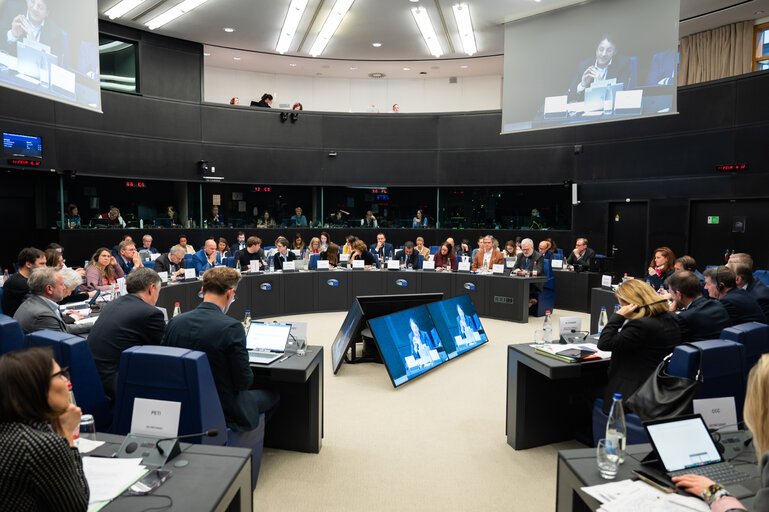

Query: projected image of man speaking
[
  {"left": 2, "top": 0, "right": 69, "bottom": 66},
  {"left": 567, "top": 35, "right": 631, "bottom": 102},
  {"left": 408, "top": 318, "right": 435, "bottom": 364}
]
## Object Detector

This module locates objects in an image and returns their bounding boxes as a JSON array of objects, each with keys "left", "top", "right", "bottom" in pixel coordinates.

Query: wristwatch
[{"left": 702, "top": 484, "right": 730, "bottom": 505}]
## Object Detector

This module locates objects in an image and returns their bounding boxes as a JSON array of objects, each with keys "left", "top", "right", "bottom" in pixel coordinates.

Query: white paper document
[
  {"left": 82, "top": 457, "right": 147, "bottom": 506},
  {"left": 582, "top": 479, "right": 708, "bottom": 512}
]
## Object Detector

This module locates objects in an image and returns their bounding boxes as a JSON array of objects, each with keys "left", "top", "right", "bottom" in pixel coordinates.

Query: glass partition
[
  {"left": 322, "top": 186, "right": 434, "bottom": 229},
  {"left": 99, "top": 35, "right": 138, "bottom": 93}
]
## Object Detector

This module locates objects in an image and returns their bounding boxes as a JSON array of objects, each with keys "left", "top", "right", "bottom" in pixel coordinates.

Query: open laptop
[
  {"left": 246, "top": 321, "right": 292, "bottom": 365},
  {"left": 643, "top": 414, "right": 756, "bottom": 497}
]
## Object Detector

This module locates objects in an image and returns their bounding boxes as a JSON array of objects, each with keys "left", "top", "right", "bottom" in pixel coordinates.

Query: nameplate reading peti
[{"left": 130, "top": 398, "right": 181, "bottom": 437}]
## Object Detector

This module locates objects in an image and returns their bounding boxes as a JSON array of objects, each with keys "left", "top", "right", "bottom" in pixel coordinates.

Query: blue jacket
[
  {"left": 191, "top": 248, "right": 221, "bottom": 275},
  {"left": 719, "top": 288, "right": 767, "bottom": 326},
  {"left": 747, "top": 279, "right": 769, "bottom": 321},
  {"left": 370, "top": 242, "right": 394, "bottom": 260},
  {"left": 675, "top": 296, "right": 731, "bottom": 344}
]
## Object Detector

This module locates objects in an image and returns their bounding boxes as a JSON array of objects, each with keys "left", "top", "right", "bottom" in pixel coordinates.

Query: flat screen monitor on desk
[
  {"left": 427, "top": 294, "right": 488, "bottom": 359},
  {"left": 331, "top": 300, "right": 363, "bottom": 374},
  {"left": 368, "top": 304, "right": 449, "bottom": 387}
]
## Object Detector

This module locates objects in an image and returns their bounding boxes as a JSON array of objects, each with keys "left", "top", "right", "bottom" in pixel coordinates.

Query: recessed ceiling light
[
  {"left": 289, "top": 63, "right": 297, "bottom": 67},
  {"left": 403, "top": 67, "right": 411, "bottom": 71},
  {"left": 223, "top": 27, "right": 235, "bottom": 32},
  {"left": 203, "top": 52, "right": 211, "bottom": 56},
  {"left": 309, "top": 0, "right": 355, "bottom": 57},
  {"left": 233, "top": 57, "right": 241, "bottom": 60},
  {"left": 372, "top": 42, "right": 382, "bottom": 47},
  {"left": 409, "top": 0, "right": 419, "bottom": 2},
  {"left": 349, "top": 66, "right": 357, "bottom": 70},
  {"left": 460, "top": 65, "right": 468, "bottom": 69}
]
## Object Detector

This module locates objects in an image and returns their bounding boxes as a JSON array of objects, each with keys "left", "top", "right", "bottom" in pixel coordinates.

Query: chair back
[
  {"left": 0, "top": 286, "right": 4, "bottom": 314},
  {"left": 754, "top": 270, "right": 769, "bottom": 286},
  {"left": 534, "top": 259, "right": 556, "bottom": 317},
  {"left": 143, "top": 260, "right": 155, "bottom": 270},
  {"left": 429, "top": 246, "right": 440, "bottom": 255},
  {"left": 0, "top": 313, "right": 24, "bottom": 355},
  {"left": 308, "top": 254, "right": 320, "bottom": 270},
  {"left": 720, "top": 322, "right": 769, "bottom": 372},
  {"left": 25, "top": 330, "right": 112, "bottom": 429},
  {"left": 112, "top": 346, "right": 227, "bottom": 446},
  {"left": 223, "top": 256, "right": 235, "bottom": 268}
]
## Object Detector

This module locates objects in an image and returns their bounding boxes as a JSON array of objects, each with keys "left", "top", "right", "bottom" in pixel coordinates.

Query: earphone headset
[
  {"left": 715, "top": 266, "right": 725, "bottom": 292},
  {"left": 639, "top": 298, "right": 668, "bottom": 309}
]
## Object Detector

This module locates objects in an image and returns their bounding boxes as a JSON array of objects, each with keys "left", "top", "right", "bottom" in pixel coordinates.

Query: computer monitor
[
  {"left": 368, "top": 304, "right": 449, "bottom": 387},
  {"left": 426, "top": 294, "right": 488, "bottom": 359},
  {"left": 331, "top": 300, "right": 363, "bottom": 374}
]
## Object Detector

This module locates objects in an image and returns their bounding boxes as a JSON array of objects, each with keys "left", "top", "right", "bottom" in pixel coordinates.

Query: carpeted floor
[{"left": 251, "top": 308, "right": 591, "bottom": 511}]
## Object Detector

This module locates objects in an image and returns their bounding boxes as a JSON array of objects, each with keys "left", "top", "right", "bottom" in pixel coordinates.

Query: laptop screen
[
  {"left": 246, "top": 322, "right": 291, "bottom": 352},
  {"left": 645, "top": 415, "right": 723, "bottom": 472}
]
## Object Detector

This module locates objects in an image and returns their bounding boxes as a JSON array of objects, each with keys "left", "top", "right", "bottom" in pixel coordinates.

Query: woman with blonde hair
[
  {"left": 305, "top": 237, "right": 322, "bottom": 259},
  {"left": 597, "top": 278, "right": 680, "bottom": 413},
  {"left": 673, "top": 353, "right": 769, "bottom": 509}
]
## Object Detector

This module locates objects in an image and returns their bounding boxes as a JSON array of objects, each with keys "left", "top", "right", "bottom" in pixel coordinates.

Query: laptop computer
[
  {"left": 246, "top": 321, "right": 292, "bottom": 365},
  {"left": 643, "top": 414, "right": 756, "bottom": 497}
]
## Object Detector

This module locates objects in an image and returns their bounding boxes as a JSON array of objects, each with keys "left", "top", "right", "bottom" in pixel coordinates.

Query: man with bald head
[{"left": 191, "top": 238, "right": 221, "bottom": 275}]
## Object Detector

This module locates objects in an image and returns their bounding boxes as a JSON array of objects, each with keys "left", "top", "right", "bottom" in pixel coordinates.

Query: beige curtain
[{"left": 678, "top": 21, "right": 754, "bottom": 86}]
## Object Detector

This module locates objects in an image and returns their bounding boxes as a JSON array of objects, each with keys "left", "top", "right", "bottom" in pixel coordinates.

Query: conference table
[
  {"left": 553, "top": 270, "right": 603, "bottom": 313},
  {"left": 92, "top": 433, "right": 252, "bottom": 512}
]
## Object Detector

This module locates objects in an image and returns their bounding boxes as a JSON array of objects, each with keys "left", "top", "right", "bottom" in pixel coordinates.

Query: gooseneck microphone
[{"left": 156, "top": 429, "right": 219, "bottom": 454}]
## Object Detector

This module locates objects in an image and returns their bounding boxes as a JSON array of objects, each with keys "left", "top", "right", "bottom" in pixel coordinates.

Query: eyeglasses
[{"left": 51, "top": 367, "right": 70, "bottom": 382}]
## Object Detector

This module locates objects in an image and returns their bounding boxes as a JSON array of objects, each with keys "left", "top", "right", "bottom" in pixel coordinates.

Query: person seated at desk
[
  {"left": 597, "top": 279, "right": 680, "bottom": 414},
  {"left": 234, "top": 237, "right": 266, "bottom": 271},
  {"left": 361, "top": 210, "right": 378, "bottom": 228},
  {"left": 83, "top": 247, "right": 125, "bottom": 292},
  {"left": 178, "top": 234, "right": 195, "bottom": 254},
  {"left": 415, "top": 237, "right": 431, "bottom": 260},
  {"left": 470, "top": 236, "right": 484, "bottom": 262},
  {"left": 65, "top": 204, "right": 80, "bottom": 229},
  {"left": 566, "top": 34, "right": 631, "bottom": 103},
  {"left": 319, "top": 232, "right": 331, "bottom": 252},
  {"left": 2, "top": 247, "right": 46, "bottom": 317},
  {"left": 2, "top": 0, "right": 70, "bottom": 67},
  {"left": 472, "top": 235, "right": 505, "bottom": 272},
  {"left": 327, "top": 209, "right": 349, "bottom": 227},
  {"left": 232, "top": 232, "right": 247, "bottom": 253},
  {"left": 370, "top": 233, "right": 393, "bottom": 261},
  {"left": 409, "top": 318, "right": 434, "bottom": 363},
  {"left": 512, "top": 238, "right": 544, "bottom": 275},
  {"left": 729, "top": 260, "right": 769, "bottom": 320},
  {"left": 192, "top": 239, "right": 222, "bottom": 275},
  {"left": 455, "top": 239, "right": 472, "bottom": 262},
  {"left": 209, "top": 206, "right": 224, "bottom": 226},
  {"left": 111, "top": 234, "right": 133, "bottom": 259},
  {"left": 257, "top": 210, "right": 276, "bottom": 228},
  {"left": 115, "top": 240, "right": 143, "bottom": 276},
  {"left": 456, "top": 304, "right": 477, "bottom": 340},
  {"left": 166, "top": 205, "right": 178, "bottom": 226},
  {"left": 665, "top": 270, "right": 731, "bottom": 344},
  {"left": 57, "top": 267, "right": 91, "bottom": 309},
  {"left": 0, "top": 347, "right": 89, "bottom": 511},
  {"left": 538, "top": 240, "right": 554, "bottom": 260},
  {"left": 319, "top": 243, "right": 340, "bottom": 268},
  {"left": 396, "top": 241, "right": 420, "bottom": 269},
  {"left": 271, "top": 237, "right": 296, "bottom": 271},
  {"left": 342, "top": 235, "right": 358, "bottom": 256},
  {"left": 153, "top": 245, "right": 187, "bottom": 278},
  {"left": 140, "top": 234, "right": 158, "bottom": 255},
  {"left": 292, "top": 233, "right": 306, "bottom": 258},
  {"left": 412, "top": 209, "right": 428, "bottom": 228},
  {"left": 88, "top": 268, "right": 164, "bottom": 400},
  {"left": 251, "top": 93, "right": 273, "bottom": 108},
  {"left": 350, "top": 240, "right": 377, "bottom": 268},
  {"left": 162, "top": 267, "right": 279, "bottom": 431},
  {"left": 14, "top": 267, "right": 92, "bottom": 336},
  {"left": 647, "top": 246, "right": 676, "bottom": 291},
  {"left": 566, "top": 238, "right": 595, "bottom": 269},
  {"left": 433, "top": 242, "right": 457, "bottom": 271},
  {"left": 673, "top": 353, "right": 769, "bottom": 511},
  {"left": 289, "top": 207, "right": 308, "bottom": 227},
  {"left": 675, "top": 255, "right": 707, "bottom": 295},
  {"left": 704, "top": 266, "right": 767, "bottom": 326},
  {"left": 305, "top": 237, "right": 321, "bottom": 260},
  {"left": 101, "top": 207, "right": 126, "bottom": 228},
  {"left": 503, "top": 240, "right": 518, "bottom": 258},
  {"left": 216, "top": 237, "right": 232, "bottom": 259}
]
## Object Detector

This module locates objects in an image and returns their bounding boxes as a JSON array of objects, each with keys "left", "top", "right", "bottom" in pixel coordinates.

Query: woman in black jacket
[{"left": 597, "top": 278, "right": 681, "bottom": 413}]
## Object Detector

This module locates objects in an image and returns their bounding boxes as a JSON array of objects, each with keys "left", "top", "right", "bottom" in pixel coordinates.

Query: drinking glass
[{"left": 596, "top": 438, "right": 619, "bottom": 479}]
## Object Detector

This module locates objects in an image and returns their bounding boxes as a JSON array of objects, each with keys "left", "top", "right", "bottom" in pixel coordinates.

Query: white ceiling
[{"left": 98, "top": 0, "right": 769, "bottom": 78}]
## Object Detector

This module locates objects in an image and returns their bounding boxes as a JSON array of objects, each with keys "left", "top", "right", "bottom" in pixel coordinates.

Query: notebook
[
  {"left": 643, "top": 414, "right": 755, "bottom": 497},
  {"left": 246, "top": 322, "right": 291, "bottom": 365}
]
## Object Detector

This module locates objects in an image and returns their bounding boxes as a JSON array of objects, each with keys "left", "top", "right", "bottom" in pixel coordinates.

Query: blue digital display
[
  {"left": 426, "top": 295, "right": 488, "bottom": 359},
  {"left": 3, "top": 132, "right": 42, "bottom": 159}
]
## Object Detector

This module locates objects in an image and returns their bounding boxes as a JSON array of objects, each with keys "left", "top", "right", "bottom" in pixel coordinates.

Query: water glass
[
  {"left": 596, "top": 438, "right": 619, "bottom": 479},
  {"left": 295, "top": 337, "right": 306, "bottom": 357},
  {"left": 79, "top": 414, "right": 97, "bottom": 441},
  {"left": 533, "top": 330, "right": 545, "bottom": 343}
]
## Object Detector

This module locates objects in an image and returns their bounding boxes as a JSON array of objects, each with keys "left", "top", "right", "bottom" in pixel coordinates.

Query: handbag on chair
[{"left": 625, "top": 343, "right": 704, "bottom": 421}]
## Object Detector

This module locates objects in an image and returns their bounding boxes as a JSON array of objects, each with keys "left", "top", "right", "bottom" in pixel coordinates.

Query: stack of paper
[
  {"left": 82, "top": 457, "right": 148, "bottom": 512},
  {"left": 582, "top": 479, "right": 709, "bottom": 511},
  {"left": 531, "top": 342, "right": 611, "bottom": 361}
]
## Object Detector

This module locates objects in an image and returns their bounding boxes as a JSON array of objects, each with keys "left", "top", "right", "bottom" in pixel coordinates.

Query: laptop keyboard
[
  {"left": 670, "top": 462, "right": 751, "bottom": 485},
  {"left": 248, "top": 351, "right": 279, "bottom": 364}
]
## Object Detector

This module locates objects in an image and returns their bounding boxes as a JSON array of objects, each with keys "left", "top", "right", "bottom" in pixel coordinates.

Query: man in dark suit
[
  {"left": 1, "top": 246, "right": 45, "bottom": 316},
  {"left": 235, "top": 236, "right": 266, "bottom": 271},
  {"left": 730, "top": 261, "right": 769, "bottom": 320},
  {"left": 395, "top": 241, "right": 420, "bottom": 269},
  {"left": 566, "top": 238, "right": 596, "bottom": 269},
  {"left": 512, "top": 238, "right": 544, "bottom": 276},
  {"left": 115, "top": 240, "right": 143, "bottom": 276},
  {"left": 370, "top": 233, "right": 393, "bottom": 261},
  {"left": 153, "top": 245, "right": 187, "bottom": 278},
  {"left": 232, "top": 232, "right": 247, "bottom": 253},
  {"left": 140, "top": 234, "right": 158, "bottom": 254},
  {"left": 538, "top": 240, "right": 554, "bottom": 260},
  {"left": 13, "top": 267, "right": 91, "bottom": 336},
  {"left": 271, "top": 236, "right": 296, "bottom": 271},
  {"left": 88, "top": 268, "right": 165, "bottom": 400},
  {"left": 2, "top": 0, "right": 70, "bottom": 67},
  {"left": 646, "top": 47, "right": 676, "bottom": 85},
  {"left": 161, "top": 267, "right": 278, "bottom": 431},
  {"left": 666, "top": 271, "right": 731, "bottom": 343},
  {"left": 704, "top": 266, "right": 767, "bottom": 326},
  {"left": 567, "top": 36, "right": 632, "bottom": 102}
]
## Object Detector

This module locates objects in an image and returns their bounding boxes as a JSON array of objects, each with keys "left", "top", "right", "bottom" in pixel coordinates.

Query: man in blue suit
[
  {"left": 191, "top": 239, "right": 221, "bottom": 275},
  {"left": 704, "top": 266, "right": 767, "bottom": 326},
  {"left": 730, "top": 261, "right": 769, "bottom": 320},
  {"left": 161, "top": 267, "right": 278, "bottom": 431},
  {"left": 115, "top": 240, "right": 143, "bottom": 276},
  {"left": 666, "top": 271, "right": 731, "bottom": 343},
  {"left": 370, "top": 233, "right": 393, "bottom": 261}
]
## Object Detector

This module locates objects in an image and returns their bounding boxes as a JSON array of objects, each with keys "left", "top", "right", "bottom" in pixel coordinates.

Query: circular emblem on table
[
  {"left": 463, "top": 282, "right": 476, "bottom": 291},
  {"left": 395, "top": 279, "right": 408, "bottom": 287},
  {"left": 260, "top": 283, "right": 272, "bottom": 291},
  {"left": 326, "top": 279, "right": 339, "bottom": 287}
]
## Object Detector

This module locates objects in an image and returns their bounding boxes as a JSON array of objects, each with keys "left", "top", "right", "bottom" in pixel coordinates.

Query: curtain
[{"left": 678, "top": 21, "right": 754, "bottom": 86}]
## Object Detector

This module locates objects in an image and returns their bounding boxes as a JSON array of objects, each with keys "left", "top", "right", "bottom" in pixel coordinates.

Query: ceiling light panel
[
  {"left": 105, "top": 0, "right": 146, "bottom": 20},
  {"left": 276, "top": 0, "right": 309, "bottom": 54},
  {"left": 145, "top": 0, "right": 210, "bottom": 30},
  {"left": 309, "top": 0, "right": 355, "bottom": 57},
  {"left": 452, "top": 3, "right": 476, "bottom": 56},
  {"left": 411, "top": 6, "right": 442, "bottom": 58}
]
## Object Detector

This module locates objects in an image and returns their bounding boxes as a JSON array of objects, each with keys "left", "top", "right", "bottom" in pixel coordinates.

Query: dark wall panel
[
  {"left": 140, "top": 41, "right": 202, "bottom": 102},
  {"left": 200, "top": 145, "right": 325, "bottom": 184},
  {"left": 201, "top": 105, "right": 324, "bottom": 148},
  {"left": 438, "top": 147, "right": 575, "bottom": 186},
  {"left": 321, "top": 114, "right": 438, "bottom": 150},
  {"left": 320, "top": 151, "right": 438, "bottom": 186}
]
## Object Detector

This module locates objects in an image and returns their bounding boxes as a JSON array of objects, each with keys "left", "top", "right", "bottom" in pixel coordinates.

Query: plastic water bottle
[
  {"left": 242, "top": 309, "right": 251, "bottom": 332},
  {"left": 543, "top": 310, "right": 553, "bottom": 343},
  {"left": 173, "top": 302, "right": 181, "bottom": 317},
  {"left": 597, "top": 306, "right": 608, "bottom": 334},
  {"left": 68, "top": 382, "right": 79, "bottom": 440},
  {"left": 235, "top": 259, "right": 241, "bottom": 272},
  {"left": 269, "top": 257, "right": 274, "bottom": 273},
  {"left": 613, "top": 304, "right": 620, "bottom": 316},
  {"left": 112, "top": 282, "right": 121, "bottom": 300},
  {"left": 622, "top": 273, "right": 629, "bottom": 283},
  {"left": 606, "top": 393, "right": 627, "bottom": 464},
  {"left": 0, "top": 268, "right": 8, "bottom": 287}
]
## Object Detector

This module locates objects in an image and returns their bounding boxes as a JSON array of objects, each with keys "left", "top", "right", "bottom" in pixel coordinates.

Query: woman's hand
[
  {"left": 52, "top": 404, "right": 82, "bottom": 446},
  {"left": 671, "top": 474, "right": 715, "bottom": 498},
  {"left": 648, "top": 267, "right": 657, "bottom": 276},
  {"left": 616, "top": 304, "right": 638, "bottom": 318},
  {"left": 109, "top": 256, "right": 117, "bottom": 266}
]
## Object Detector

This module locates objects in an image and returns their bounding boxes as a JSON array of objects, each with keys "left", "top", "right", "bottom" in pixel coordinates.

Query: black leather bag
[{"left": 625, "top": 344, "right": 704, "bottom": 421}]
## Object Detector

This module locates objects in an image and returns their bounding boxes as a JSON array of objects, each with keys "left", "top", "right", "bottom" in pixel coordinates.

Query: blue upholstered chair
[
  {"left": 25, "top": 330, "right": 112, "bottom": 430},
  {"left": 308, "top": 254, "right": 320, "bottom": 270},
  {"left": 754, "top": 270, "right": 769, "bottom": 286},
  {"left": 0, "top": 313, "right": 24, "bottom": 355},
  {"left": 113, "top": 346, "right": 265, "bottom": 488},
  {"left": 533, "top": 258, "right": 556, "bottom": 317},
  {"left": 429, "top": 246, "right": 440, "bottom": 255},
  {"left": 591, "top": 399, "right": 648, "bottom": 447},
  {"left": 720, "top": 322, "right": 769, "bottom": 373},
  {"left": 143, "top": 260, "right": 155, "bottom": 270},
  {"left": 223, "top": 256, "right": 235, "bottom": 268},
  {"left": 0, "top": 286, "right": 4, "bottom": 314}
]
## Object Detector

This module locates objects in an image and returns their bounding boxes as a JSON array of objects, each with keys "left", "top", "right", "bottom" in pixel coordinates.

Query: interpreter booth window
[
  {"left": 755, "top": 22, "right": 769, "bottom": 72},
  {"left": 99, "top": 35, "right": 138, "bottom": 93},
  {"left": 200, "top": 183, "right": 315, "bottom": 228},
  {"left": 322, "top": 186, "right": 434, "bottom": 229},
  {"left": 438, "top": 185, "right": 572, "bottom": 230}
]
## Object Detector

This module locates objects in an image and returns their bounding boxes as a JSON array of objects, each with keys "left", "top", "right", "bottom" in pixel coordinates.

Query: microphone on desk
[
  {"left": 559, "top": 330, "right": 590, "bottom": 344},
  {"left": 156, "top": 429, "right": 219, "bottom": 454},
  {"left": 116, "top": 429, "right": 220, "bottom": 466}
]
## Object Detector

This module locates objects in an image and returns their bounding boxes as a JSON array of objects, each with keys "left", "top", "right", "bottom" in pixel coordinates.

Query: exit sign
[{"left": 708, "top": 216, "right": 720, "bottom": 224}]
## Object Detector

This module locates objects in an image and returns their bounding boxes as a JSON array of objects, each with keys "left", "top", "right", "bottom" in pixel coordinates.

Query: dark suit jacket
[
  {"left": 232, "top": 241, "right": 247, "bottom": 253},
  {"left": 353, "top": 250, "right": 377, "bottom": 267},
  {"left": 541, "top": 249, "right": 554, "bottom": 260},
  {"left": 1, "top": 272, "right": 28, "bottom": 317},
  {"left": 370, "top": 243, "right": 394, "bottom": 260},
  {"left": 87, "top": 294, "right": 165, "bottom": 399},
  {"left": 566, "top": 247, "right": 596, "bottom": 268},
  {"left": 675, "top": 296, "right": 731, "bottom": 344},
  {"left": 647, "top": 268, "right": 674, "bottom": 291},
  {"left": 116, "top": 255, "right": 135, "bottom": 276},
  {"left": 271, "top": 250, "right": 296, "bottom": 270},
  {"left": 251, "top": 99, "right": 271, "bottom": 108},
  {"left": 152, "top": 253, "right": 186, "bottom": 275},
  {"left": 567, "top": 55, "right": 632, "bottom": 102},
  {"left": 13, "top": 295, "right": 91, "bottom": 336},
  {"left": 747, "top": 279, "right": 769, "bottom": 320},
  {"left": 395, "top": 250, "right": 420, "bottom": 269},
  {"left": 512, "top": 251, "right": 545, "bottom": 275},
  {"left": 161, "top": 302, "right": 260, "bottom": 431},
  {"left": 646, "top": 48, "right": 676, "bottom": 85},
  {"left": 597, "top": 312, "right": 681, "bottom": 414},
  {"left": 719, "top": 288, "right": 768, "bottom": 326}
]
